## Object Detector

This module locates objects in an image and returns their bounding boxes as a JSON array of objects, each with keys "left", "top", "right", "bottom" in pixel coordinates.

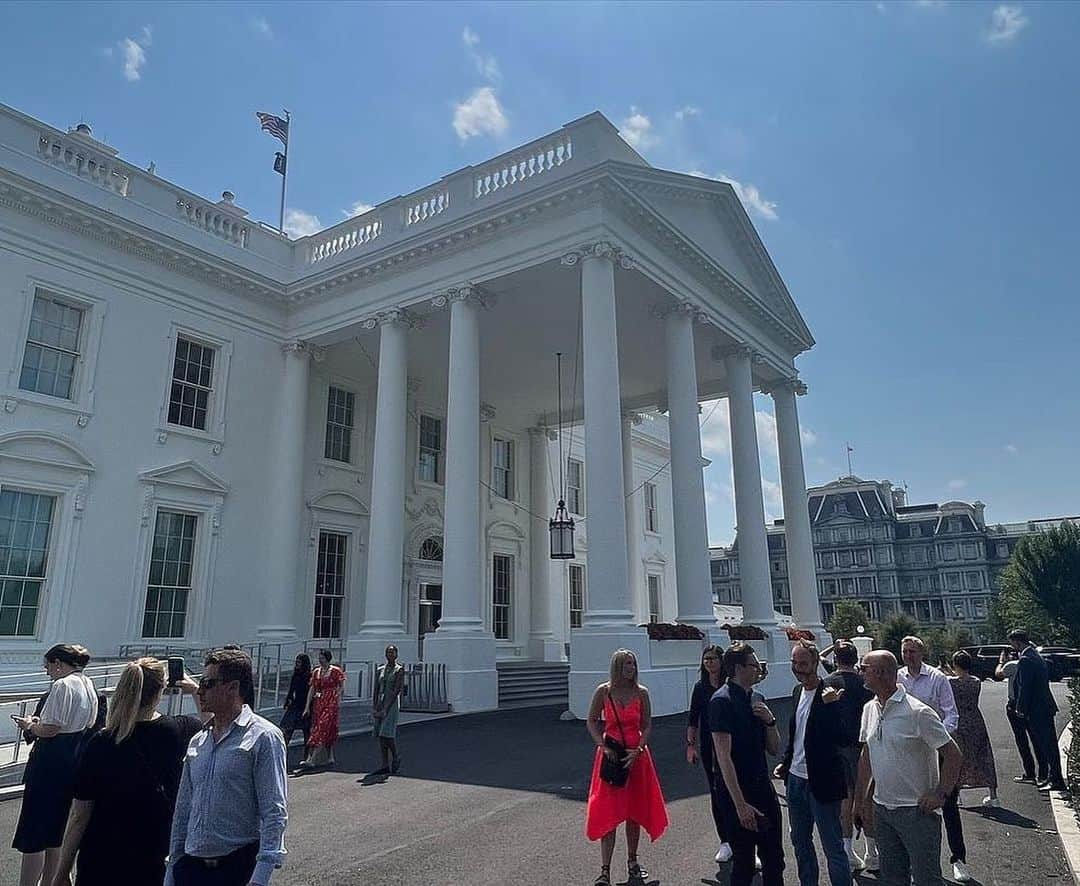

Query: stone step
[{"left": 496, "top": 662, "right": 569, "bottom": 708}]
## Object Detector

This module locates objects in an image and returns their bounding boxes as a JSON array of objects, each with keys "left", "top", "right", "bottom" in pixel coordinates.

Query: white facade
[{"left": 0, "top": 103, "right": 819, "bottom": 713}]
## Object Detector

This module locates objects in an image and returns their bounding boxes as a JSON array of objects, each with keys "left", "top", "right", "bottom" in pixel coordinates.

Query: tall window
[
  {"left": 644, "top": 482, "right": 658, "bottom": 532},
  {"left": 313, "top": 531, "right": 347, "bottom": 638},
  {"left": 168, "top": 338, "right": 215, "bottom": 431},
  {"left": 0, "top": 490, "right": 54, "bottom": 637},
  {"left": 492, "top": 438, "right": 514, "bottom": 500},
  {"left": 566, "top": 458, "right": 584, "bottom": 516},
  {"left": 492, "top": 554, "right": 512, "bottom": 639},
  {"left": 569, "top": 563, "right": 585, "bottom": 629},
  {"left": 324, "top": 387, "right": 354, "bottom": 463},
  {"left": 19, "top": 294, "right": 84, "bottom": 400},
  {"left": 143, "top": 511, "right": 197, "bottom": 638},
  {"left": 647, "top": 574, "right": 662, "bottom": 623},
  {"left": 419, "top": 415, "right": 443, "bottom": 484}
]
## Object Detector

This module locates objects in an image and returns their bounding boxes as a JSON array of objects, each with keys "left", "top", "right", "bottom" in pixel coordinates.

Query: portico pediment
[
  {"left": 0, "top": 431, "right": 95, "bottom": 473},
  {"left": 138, "top": 460, "right": 229, "bottom": 494}
]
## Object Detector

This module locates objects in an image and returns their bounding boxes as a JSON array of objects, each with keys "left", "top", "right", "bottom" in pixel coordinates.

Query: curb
[{"left": 1050, "top": 723, "right": 1080, "bottom": 883}]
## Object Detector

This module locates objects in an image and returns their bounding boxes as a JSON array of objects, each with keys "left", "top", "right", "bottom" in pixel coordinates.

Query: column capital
[
  {"left": 528, "top": 425, "right": 559, "bottom": 441},
  {"left": 650, "top": 300, "right": 709, "bottom": 324},
  {"left": 360, "top": 307, "right": 423, "bottom": 330},
  {"left": 281, "top": 340, "right": 325, "bottom": 362},
  {"left": 560, "top": 240, "right": 635, "bottom": 270},
  {"left": 621, "top": 410, "right": 644, "bottom": 426},
  {"left": 480, "top": 402, "right": 497, "bottom": 422},
  {"left": 431, "top": 284, "right": 495, "bottom": 310},
  {"left": 712, "top": 342, "right": 755, "bottom": 363},
  {"left": 760, "top": 376, "right": 807, "bottom": 397}
]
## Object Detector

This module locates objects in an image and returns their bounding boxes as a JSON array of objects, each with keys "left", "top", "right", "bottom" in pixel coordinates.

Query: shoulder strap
[{"left": 605, "top": 691, "right": 627, "bottom": 746}]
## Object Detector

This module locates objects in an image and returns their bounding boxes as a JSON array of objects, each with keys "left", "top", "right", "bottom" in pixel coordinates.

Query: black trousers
[
  {"left": 723, "top": 787, "right": 784, "bottom": 886},
  {"left": 1007, "top": 705, "right": 1046, "bottom": 779},
  {"left": 1027, "top": 713, "right": 1065, "bottom": 788},
  {"left": 941, "top": 785, "right": 966, "bottom": 864},
  {"left": 173, "top": 843, "right": 259, "bottom": 886},
  {"left": 700, "top": 750, "right": 730, "bottom": 844}
]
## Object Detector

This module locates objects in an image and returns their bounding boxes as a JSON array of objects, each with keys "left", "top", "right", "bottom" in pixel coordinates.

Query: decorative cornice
[
  {"left": 480, "top": 402, "right": 497, "bottom": 422},
  {"left": 359, "top": 307, "right": 423, "bottom": 330},
  {"left": 712, "top": 343, "right": 755, "bottom": 363},
  {"left": 560, "top": 239, "right": 634, "bottom": 270}
]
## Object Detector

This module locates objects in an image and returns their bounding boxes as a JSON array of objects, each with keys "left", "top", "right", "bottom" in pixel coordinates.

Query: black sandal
[
  {"left": 628, "top": 857, "right": 649, "bottom": 884},
  {"left": 594, "top": 865, "right": 611, "bottom": 886}
]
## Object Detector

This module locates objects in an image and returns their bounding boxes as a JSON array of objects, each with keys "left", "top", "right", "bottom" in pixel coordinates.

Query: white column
[
  {"left": 723, "top": 346, "right": 775, "bottom": 628},
  {"left": 423, "top": 287, "right": 497, "bottom": 711},
  {"left": 621, "top": 413, "right": 645, "bottom": 623},
  {"left": 664, "top": 305, "right": 719, "bottom": 632},
  {"left": 769, "top": 378, "right": 823, "bottom": 634},
  {"left": 577, "top": 245, "right": 633, "bottom": 628},
  {"left": 259, "top": 341, "right": 311, "bottom": 640},
  {"left": 351, "top": 312, "right": 410, "bottom": 654},
  {"left": 528, "top": 426, "right": 562, "bottom": 661}
]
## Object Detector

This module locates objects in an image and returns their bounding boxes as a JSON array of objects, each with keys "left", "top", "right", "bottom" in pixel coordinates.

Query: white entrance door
[{"left": 418, "top": 582, "right": 442, "bottom": 659}]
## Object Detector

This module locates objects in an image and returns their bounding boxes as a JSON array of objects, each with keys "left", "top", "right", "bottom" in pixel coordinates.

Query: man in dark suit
[
  {"left": 773, "top": 640, "right": 852, "bottom": 886},
  {"left": 1009, "top": 629, "right": 1066, "bottom": 793}
]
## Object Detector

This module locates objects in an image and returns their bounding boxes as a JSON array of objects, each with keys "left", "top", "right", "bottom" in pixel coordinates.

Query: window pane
[
  {"left": 313, "top": 531, "right": 347, "bottom": 638},
  {"left": 0, "top": 491, "right": 55, "bottom": 637},
  {"left": 143, "top": 510, "right": 197, "bottom": 638},
  {"left": 168, "top": 338, "right": 215, "bottom": 430}
]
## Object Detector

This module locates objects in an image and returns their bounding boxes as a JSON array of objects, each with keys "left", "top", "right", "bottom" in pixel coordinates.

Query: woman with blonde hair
[
  {"left": 585, "top": 649, "right": 669, "bottom": 886},
  {"left": 49, "top": 657, "right": 204, "bottom": 886},
  {"left": 12, "top": 644, "right": 97, "bottom": 886}
]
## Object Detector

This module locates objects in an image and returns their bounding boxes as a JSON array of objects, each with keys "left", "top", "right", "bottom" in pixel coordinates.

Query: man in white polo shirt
[{"left": 853, "top": 651, "right": 962, "bottom": 886}]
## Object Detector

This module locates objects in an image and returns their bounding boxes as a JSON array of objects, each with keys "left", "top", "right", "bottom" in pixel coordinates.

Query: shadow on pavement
[{"left": 966, "top": 805, "right": 1040, "bottom": 829}]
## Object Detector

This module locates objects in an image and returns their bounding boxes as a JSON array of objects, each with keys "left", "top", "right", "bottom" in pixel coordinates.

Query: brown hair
[
  {"left": 204, "top": 647, "right": 254, "bottom": 699},
  {"left": 45, "top": 643, "right": 91, "bottom": 669}
]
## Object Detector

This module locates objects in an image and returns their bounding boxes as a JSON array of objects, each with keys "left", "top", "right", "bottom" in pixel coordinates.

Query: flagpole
[{"left": 278, "top": 110, "right": 290, "bottom": 234}]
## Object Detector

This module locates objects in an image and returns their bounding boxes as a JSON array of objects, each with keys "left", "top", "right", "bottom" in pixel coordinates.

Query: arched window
[{"left": 418, "top": 537, "right": 444, "bottom": 561}]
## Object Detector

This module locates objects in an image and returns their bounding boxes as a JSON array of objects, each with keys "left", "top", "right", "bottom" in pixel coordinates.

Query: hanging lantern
[{"left": 549, "top": 499, "right": 576, "bottom": 560}]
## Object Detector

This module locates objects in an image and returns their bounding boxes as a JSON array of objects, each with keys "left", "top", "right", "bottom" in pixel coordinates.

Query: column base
[
  {"left": 347, "top": 630, "right": 410, "bottom": 665},
  {"left": 528, "top": 633, "right": 567, "bottom": 663},
  {"left": 421, "top": 631, "right": 498, "bottom": 713}
]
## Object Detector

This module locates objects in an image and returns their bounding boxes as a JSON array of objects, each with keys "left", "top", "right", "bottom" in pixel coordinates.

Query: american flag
[{"left": 256, "top": 112, "right": 288, "bottom": 144}]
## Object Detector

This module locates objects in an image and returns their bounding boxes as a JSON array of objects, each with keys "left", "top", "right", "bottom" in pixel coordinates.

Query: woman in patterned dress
[
  {"left": 949, "top": 650, "right": 1000, "bottom": 806},
  {"left": 372, "top": 644, "right": 405, "bottom": 775},
  {"left": 299, "top": 649, "right": 345, "bottom": 769}
]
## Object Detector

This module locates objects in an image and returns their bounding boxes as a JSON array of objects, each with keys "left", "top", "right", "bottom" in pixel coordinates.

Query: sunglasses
[{"left": 198, "top": 677, "right": 226, "bottom": 690}]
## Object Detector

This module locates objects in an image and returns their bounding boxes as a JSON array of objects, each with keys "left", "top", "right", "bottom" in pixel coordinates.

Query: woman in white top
[{"left": 12, "top": 644, "right": 98, "bottom": 886}]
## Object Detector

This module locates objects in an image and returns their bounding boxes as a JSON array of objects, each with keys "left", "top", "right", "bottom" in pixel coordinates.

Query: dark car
[
  {"left": 960, "top": 644, "right": 1013, "bottom": 680},
  {"left": 1036, "top": 646, "right": 1080, "bottom": 682}
]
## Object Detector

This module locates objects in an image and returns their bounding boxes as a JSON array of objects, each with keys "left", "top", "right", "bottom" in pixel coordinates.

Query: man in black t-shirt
[
  {"left": 709, "top": 643, "right": 785, "bottom": 886},
  {"left": 823, "top": 641, "right": 875, "bottom": 873}
]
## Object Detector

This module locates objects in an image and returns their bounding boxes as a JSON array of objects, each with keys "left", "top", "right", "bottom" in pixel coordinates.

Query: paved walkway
[{"left": 0, "top": 680, "right": 1071, "bottom": 885}]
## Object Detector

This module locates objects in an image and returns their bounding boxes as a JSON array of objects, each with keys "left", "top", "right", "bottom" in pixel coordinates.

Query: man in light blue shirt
[
  {"left": 167, "top": 648, "right": 288, "bottom": 886},
  {"left": 898, "top": 635, "right": 968, "bottom": 883}
]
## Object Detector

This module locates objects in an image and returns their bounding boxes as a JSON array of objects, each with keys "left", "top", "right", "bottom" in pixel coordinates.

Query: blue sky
[{"left": 2, "top": 1, "right": 1077, "bottom": 544}]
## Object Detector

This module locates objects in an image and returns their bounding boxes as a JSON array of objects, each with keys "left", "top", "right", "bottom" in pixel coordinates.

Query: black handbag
[{"left": 598, "top": 692, "right": 631, "bottom": 788}]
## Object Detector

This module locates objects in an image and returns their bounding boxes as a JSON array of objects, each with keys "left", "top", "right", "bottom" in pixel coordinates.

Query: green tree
[
  {"left": 988, "top": 565, "right": 1061, "bottom": 644},
  {"left": 878, "top": 613, "right": 918, "bottom": 659},
  {"left": 922, "top": 625, "right": 974, "bottom": 667},
  {"left": 827, "top": 601, "right": 872, "bottom": 642},
  {"left": 1008, "top": 523, "right": 1080, "bottom": 646}
]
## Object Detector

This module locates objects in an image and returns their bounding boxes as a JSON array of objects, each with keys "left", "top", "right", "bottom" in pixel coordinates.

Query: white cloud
[
  {"left": 674, "top": 105, "right": 701, "bottom": 121},
  {"left": 283, "top": 208, "right": 323, "bottom": 239},
  {"left": 619, "top": 107, "right": 657, "bottom": 150},
  {"left": 342, "top": 200, "right": 375, "bottom": 219},
  {"left": 947, "top": 479, "right": 968, "bottom": 492},
  {"left": 118, "top": 27, "right": 152, "bottom": 82},
  {"left": 1004, "top": 444, "right": 1019, "bottom": 455},
  {"left": 452, "top": 87, "right": 509, "bottom": 141},
  {"left": 688, "top": 169, "right": 779, "bottom": 221},
  {"left": 914, "top": 0, "right": 946, "bottom": 8},
  {"left": 801, "top": 428, "right": 818, "bottom": 446},
  {"left": 252, "top": 17, "right": 273, "bottom": 38},
  {"left": 462, "top": 26, "right": 500, "bottom": 81},
  {"left": 986, "top": 5, "right": 1028, "bottom": 44}
]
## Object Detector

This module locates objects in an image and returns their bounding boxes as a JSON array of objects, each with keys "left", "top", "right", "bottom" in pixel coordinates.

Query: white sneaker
[
  {"left": 863, "top": 847, "right": 880, "bottom": 873},
  {"left": 754, "top": 853, "right": 762, "bottom": 871},
  {"left": 953, "top": 861, "right": 974, "bottom": 882},
  {"left": 982, "top": 796, "right": 1001, "bottom": 808},
  {"left": 714, "top": 842, "right": 733, "bottom": 864}
]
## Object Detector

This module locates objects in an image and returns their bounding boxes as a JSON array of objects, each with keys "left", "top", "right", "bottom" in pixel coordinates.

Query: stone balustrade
[
  {"left": 37, "top": 132, "right": 130, "bottom": 196},
  {"left": 405, "top": 188, "right": 450, "bottom": 227},
  {"left": 306, "top": 214, "right": 382, "bottom": 265},
  {"left": 474, "top": 134, "right": 573, "bottom": 199},
  {"left": 175, "top": 196, "right": 250, "bottom": 247}
]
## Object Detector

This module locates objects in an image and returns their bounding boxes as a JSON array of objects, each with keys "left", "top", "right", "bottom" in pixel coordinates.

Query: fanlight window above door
[{"left": 418, "top": 537, "right": 444, "bottom": 561}]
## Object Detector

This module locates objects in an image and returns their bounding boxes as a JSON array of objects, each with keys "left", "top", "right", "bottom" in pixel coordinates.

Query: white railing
[
  {"left": 37, "top": 132, "right": 130, "bottom": 196},
  {"left": 306, "top": 215, "right": 382, "bottom": 265},
  {"left": 175, "top": 196, "right": 250, "bottom": 247},
  {"left": 474, "top": 134, "right": 573, "bottom": 199},
  {"left": 405, "top": 188, "right": 450, "bottom": 226}
]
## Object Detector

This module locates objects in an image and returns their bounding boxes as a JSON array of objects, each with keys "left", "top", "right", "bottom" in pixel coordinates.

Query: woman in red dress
[
  {"left": 585, "top": 649, "right": 668, "bottom": 886},
  {"left": 299, "top": 649, "right": 345, "bottom": 769}
]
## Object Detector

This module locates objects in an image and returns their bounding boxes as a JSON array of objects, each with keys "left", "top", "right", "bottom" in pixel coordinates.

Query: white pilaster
[
  {"left": 769, "top": 378, "right": 824, "bottom": 636},
  {"left": 723, "top": 345, "right": 775, "bottom": 629},
  {"left": 664, "top": 304, "right": 719, "bottom": 633},
  {"left": 349, "top": 312, "right": 410, "bottom": 659},
  {"left": 564, "top": 243, "right": 649, "bottom": 718},
  {"left": 422, "top": 286, "right": 497, "bottom": 712},
  {"left": 528, "top": 426, "right": 563, "bottom": 661},
  {"left": 258, "top": 340, "right": 311, "bottom": 641},
  {"left": 621, "top": 413, "right": 645, "bottom": 623}
]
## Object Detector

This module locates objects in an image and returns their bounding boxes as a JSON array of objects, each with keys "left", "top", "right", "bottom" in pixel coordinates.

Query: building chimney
[
  {"left": 973, "top": 500, "right": 986, "bottom": 529},
  {"left": 881, "top": 480, "right": 894, "bottom": 513},
  {"left": 892, "top": 487, "right": 908, "bottom": 509},
  {"left": 74, "top": 122, "right": 92, "bottom": 137}
]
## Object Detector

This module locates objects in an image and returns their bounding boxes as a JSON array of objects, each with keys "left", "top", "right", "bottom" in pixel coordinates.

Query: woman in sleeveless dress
[
  {"left": 299, "top": 649, "right": 345, "bottom": 769},
  {"left": 949, "top": 650, "right": 999, "bottom": 806},
  {"left": 372, "top": 644, "right": 405, "bottom": 775},
  {"left": 585, "top": 649, "right": 668, "bottom": 886}
]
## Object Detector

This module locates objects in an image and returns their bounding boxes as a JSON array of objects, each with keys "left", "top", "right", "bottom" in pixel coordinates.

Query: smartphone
[{"left": 167, "top": 656, "right": 185, "bottom": 687}]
